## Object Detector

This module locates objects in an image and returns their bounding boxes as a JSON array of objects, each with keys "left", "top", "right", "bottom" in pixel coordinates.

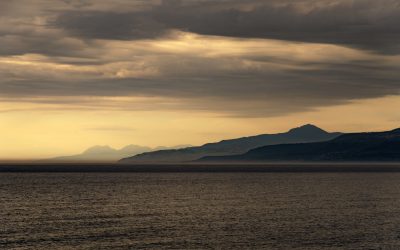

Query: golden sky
[
  {"left": 0, "top": 0, "right": 399, "bottom": 159},
  {"left": 1, "top": 95, "right": 399, "bottom": 159}
]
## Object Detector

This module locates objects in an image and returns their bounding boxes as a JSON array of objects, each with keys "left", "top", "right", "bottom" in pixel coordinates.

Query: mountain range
[
  {"left": 120, "top": 124, "right": 342, "bottom": 163},
  {"left": 199, "top": 128, "right": 400, "bottom": 163},
  {"left": 45, "top": 144, "right": 191, "bottom": 163}
]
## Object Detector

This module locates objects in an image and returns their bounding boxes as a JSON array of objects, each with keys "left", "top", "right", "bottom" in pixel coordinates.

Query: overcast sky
[{"left": 1, "top": 0, "right": 400, "bottom": 159}]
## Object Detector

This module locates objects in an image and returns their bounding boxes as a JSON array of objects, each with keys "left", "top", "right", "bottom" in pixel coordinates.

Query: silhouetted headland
[
  {"left": 120, "top": 124, "right": 342, "bottom": 163},
  {"left": 199, "top": 128, "right": 400, "bottom": 163}
]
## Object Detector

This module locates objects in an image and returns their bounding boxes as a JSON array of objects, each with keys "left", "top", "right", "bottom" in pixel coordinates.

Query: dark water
[{"left": 1, "top": 173, "right": 400, "bottom": 249}]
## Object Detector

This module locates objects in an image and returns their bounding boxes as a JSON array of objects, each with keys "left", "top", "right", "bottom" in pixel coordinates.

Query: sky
[{"left": 1, "top": 0, "right": 400, "bottom": 159}]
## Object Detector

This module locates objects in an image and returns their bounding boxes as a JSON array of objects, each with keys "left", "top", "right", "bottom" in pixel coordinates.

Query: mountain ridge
[
  {"left": 120, "top": 124, "right": 342, "bottom": 163},
  {"left": 198, "top": 128, "right": 400, "bottom": 163}
]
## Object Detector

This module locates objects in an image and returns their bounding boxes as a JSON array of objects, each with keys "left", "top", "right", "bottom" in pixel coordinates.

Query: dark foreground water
[{"left": 1, "top": 173, "right": 400, "bottom": 249}]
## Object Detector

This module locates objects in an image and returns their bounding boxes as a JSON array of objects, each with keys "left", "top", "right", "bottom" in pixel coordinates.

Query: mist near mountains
[
  {"left": 46, "top": 124, "right": 400, "bottom": 164},
  {"left": 46, "top": 144, "right": 191, "bottom": 163}
]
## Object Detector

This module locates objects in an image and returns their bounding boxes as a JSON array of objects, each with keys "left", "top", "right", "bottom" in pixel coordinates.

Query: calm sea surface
[{"left": 1, "top": 172, "right": 400, "bottom": 249}]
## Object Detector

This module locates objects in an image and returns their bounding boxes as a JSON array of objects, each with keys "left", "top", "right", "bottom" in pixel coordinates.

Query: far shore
[{"left": 1, "top": 162, "right": 400, "bottom": 172}]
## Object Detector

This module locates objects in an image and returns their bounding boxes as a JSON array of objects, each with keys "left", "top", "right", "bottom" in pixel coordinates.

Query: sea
[{"left": 1, "top": 170, "right": 400, "bottom": 249}]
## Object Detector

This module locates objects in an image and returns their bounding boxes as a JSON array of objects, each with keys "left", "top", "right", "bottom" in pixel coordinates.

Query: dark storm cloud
[
  {"left": 55, "top": 11, "right": 168, "bottom": 40},
  {"left": 53, "top": 0, "right": 400, "bottom": 54}
]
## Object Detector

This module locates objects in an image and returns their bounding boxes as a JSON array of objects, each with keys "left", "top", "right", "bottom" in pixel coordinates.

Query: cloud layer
[
  {"left": 54, "top": 0, "right": 400, "bottom": 53},
  {"left": 0, "top": 0, "right": 399, "bottom": 116}
]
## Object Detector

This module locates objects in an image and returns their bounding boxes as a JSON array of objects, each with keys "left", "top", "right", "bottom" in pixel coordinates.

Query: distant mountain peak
[
  {"left": 121, "top": 124, "right": 341, "bottom": 163},
  {"left": 199, "top": 127, "right": 400, "bottom": 163},
  {"left": 119, "top": 145, "right": 151, "bottom": 152},
  {"left": 287, "top": 124, "right": 327, "bottom": 135},
  {"left": 83, "top": 145, "right": 115, "bottom": 154},
  {"left": 45, "top": 144, "right": 191, "bottom": 163}
]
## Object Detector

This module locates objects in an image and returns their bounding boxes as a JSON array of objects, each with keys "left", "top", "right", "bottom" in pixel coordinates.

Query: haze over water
[{"left": 2, "top": 172, "right": 400, "bottom": 249}]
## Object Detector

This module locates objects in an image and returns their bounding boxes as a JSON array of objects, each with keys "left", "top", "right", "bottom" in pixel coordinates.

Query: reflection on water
[{"left": 1, "top": 172, "right": 400, "bottom": 249}]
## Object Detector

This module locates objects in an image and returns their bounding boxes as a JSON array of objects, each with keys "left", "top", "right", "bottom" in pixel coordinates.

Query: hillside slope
[
  {"left": 199, "top": 128, "right": 400, "bottom": 162},
  {"left": 120, "top": 124, "right": 342, "bottom": 163}
]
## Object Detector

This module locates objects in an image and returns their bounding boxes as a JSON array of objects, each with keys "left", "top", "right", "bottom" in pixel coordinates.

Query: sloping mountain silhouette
[
  {"left": 199, "top": 128, "right": 400, "bottom": 162},
  {"left": 120, "top": 124, "right": 341, "bottom": 163}
]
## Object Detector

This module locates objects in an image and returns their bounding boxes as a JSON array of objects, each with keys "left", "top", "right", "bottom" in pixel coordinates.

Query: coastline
[{"left": 2, "top": 162, "right": 400, "bottom": 172}]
